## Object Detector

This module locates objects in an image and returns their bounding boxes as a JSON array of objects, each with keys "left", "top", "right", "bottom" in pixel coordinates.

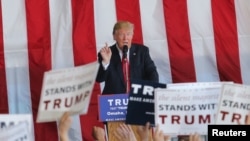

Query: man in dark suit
[{"left": 96, "top": 21, "right": 159, "bottom": 95}]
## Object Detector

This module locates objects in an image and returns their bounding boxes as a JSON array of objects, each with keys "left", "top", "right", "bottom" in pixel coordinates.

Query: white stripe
[
  {"left": 139, "top": 0, "right": 172, "bottom": 83},
  {"left": 50, "top": 0, "right": 74, "bottom": 69},
  {"left": 235, "top": 0, "right": 250, "bottom": 84},
  {"left": 94, "top": 0, "right": 117, "bottom": 52},
  {"left": 187, "top": 0, "right": 220, "bottom": 82},
  {"left": 49, "top": 1, "right": 83, "bottom": 141},
  {"left": 2, "top": 0, "right": 32, "bottom": 114}
]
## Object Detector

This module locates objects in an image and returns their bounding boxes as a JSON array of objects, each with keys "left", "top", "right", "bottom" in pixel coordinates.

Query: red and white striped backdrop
[{"left": 0, "top": 0, "right": 249, "bottom": 140}]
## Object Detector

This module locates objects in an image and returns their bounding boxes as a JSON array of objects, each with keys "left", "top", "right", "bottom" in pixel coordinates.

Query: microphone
[{"left": 122, "top": 45, "right": 128, "bottom": 59}]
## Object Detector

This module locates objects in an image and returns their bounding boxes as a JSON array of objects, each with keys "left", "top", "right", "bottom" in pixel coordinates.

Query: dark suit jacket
[{"left": 96, "top": 43, "right": 159, "bottom": 94}]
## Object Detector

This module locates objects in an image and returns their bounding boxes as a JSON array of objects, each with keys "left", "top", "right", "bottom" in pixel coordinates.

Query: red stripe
[
  {"left": 25, "top": 1, "right": 58, "bottom": 141},
  {"left": 163, "top": 0, "right": 196, "bottom": 83},
  {"left": 115, "top": 0, "right": 143, "bottom": 44},
  {"left": 0, "top": 1, "right": 9, "bottom": 113},
  {"left": 212, "top": 0, "right": 242, "bottom": 83},
  {"left": 71, "top": 0, "right": 103, "bottom": 140}
]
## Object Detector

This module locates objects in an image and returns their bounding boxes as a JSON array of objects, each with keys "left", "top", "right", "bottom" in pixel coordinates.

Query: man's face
[{"left": 113, "top": 28, "right": 133, "bottom": 50}]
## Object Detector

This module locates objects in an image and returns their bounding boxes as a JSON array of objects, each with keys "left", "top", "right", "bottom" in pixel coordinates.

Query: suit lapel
[{"left": 129, "top": 45, "right": 136, "bottom": 78}]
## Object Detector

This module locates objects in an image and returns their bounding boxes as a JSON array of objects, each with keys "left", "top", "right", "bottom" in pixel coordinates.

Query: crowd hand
[
  {"left": 246, "top": 112, "right": 250, "bottom": 125},
  {"left": 92, "top": 126, "right": 106, "bottom": 141},
  {"left": 189, "top": 133, "right": 202, "bottom": 141},
  {"left": 100, "top": 43, "right": 112, "bottom": 65},
  {"left": 114, "top": 123, "right": 137, "bottom": 141},
  {"left": 237, "top": 112, "right": 250, "bottom": 125},
  {"left": 153, "top": 124, "right": 170, "bottom": 141},
  {"left": 136, "top": 122, "right": 151, "bottom": 141},
  {"left": 58, "top": 112, "right": 72, "bottom": 141}
]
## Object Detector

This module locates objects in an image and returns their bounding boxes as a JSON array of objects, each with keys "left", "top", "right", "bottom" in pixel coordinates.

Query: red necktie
[{"left": 122, "top": 55, "right": 130, "bottom": 93}]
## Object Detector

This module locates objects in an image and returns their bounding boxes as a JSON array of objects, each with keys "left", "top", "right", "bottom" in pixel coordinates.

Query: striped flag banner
[{"left": 0, "top": 0, "right": 249, "bottom": 140}]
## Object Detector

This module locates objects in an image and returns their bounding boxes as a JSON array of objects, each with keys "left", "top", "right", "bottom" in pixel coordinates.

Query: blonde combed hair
[{"left": 112, "top": 21, "right": 134, "bottom": 35}]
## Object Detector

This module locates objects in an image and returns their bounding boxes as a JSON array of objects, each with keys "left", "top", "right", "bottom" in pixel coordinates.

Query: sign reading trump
[
  {"left": 154, "top": 86, "right": 220, "bottom": 135},
  {"left": 37, "top": 61, "right": 99, "bottom": 122}
]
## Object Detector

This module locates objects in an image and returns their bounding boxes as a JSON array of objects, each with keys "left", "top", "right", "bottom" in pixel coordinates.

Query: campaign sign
[
  {"left": 0, "top": 122, "right": 31, "bottom": 141},
  {"left": 154, "top": 86, "right": 220, "bottom": 136},
  {"left": 98, "top": 94, "right": 128, "bottom": 122},
  {"left": 215, "top": 83, "right": 250, "bottom": 124},
  {"left": 37, "top": 61, "right": 99, "bottom": 122},
  {"left": 125, "top": 79, "right": 166, "bottom": 126},
  {"left": 0, "top": 114, "right": 34, "bottom": 141},
  {"left": 167, "top": 81, "right": 233, "bottom": 89}
]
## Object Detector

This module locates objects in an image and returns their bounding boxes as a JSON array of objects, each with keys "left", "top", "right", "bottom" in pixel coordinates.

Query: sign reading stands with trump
[
  {"left": 215, "top": 83, "right": 250, "bottom": 124},
  {"left": 37, "top": 61, "right": 99, "bottom": 122},
  {"left": 154, "top": 85, "right": 221, "bottom": 136}
]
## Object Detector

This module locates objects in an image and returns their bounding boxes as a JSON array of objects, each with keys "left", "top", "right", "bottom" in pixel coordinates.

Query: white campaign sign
[
  {"left": 216, "top": 83, "right": 250, "bottom": 124},
  {"left": 37, "top": 61, "right": 99, "bottom": 122},
  {"left": 0, "top": 114, "right": 34, "bottom": 141},
  {"left": 154, "top": 86, "right": 220, "bottom": 136},
  {"left": 0, "top": 122, "right": 31, "bottom": 141},
  {"left": 167, "top": 81, "right": 233, "bottom": 89}
]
